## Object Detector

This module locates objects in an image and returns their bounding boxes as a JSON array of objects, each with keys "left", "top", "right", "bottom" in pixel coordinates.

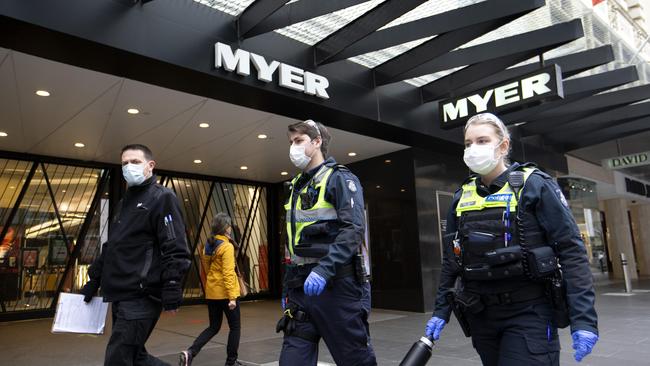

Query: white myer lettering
[
  {"left": 214, "top": 42, "right": 330, "bottom": 99},
  {"left": 279, "top": 63, "right": 305, "bottom": 92},
  {"left": 443, "top": 99, "right": 469, "bottom": 123},
  {"left": 521, "top": 73, "right": 551, "bottom": 99},
  {"left": 467, "top": 90, "right": 494, "bottom": 114},
  {"left": 250, "top": 53, "right": 279, "bottom": 83},
  {"left": 494, "top": 81, "right": 520, "bottom": 107},
  {"left": 215, "top": 42, "right": 250, "bottom": 76},
  {"left": 439, "top": 65, "right": 561, "bottom": 128}
]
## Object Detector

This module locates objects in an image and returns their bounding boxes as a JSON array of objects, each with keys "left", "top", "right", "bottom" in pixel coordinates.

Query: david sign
[
  {"left": 438, "top": 64, "right": 563, "bottom": 129},
  {"left": 214, "top": 42, "right": 330, "bottom": 99},
  {"left": 603, "top": 151, "right": 650, "bottom": 170}
]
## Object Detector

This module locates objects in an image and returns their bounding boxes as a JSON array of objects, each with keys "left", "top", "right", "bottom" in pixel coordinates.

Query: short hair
[
  {"left": 121, "top": 144, "right": 154, "bottom": 161},
  {"left": 211, "top": 212, "right": 232, "bottom": 236},
  {"left": 465, "top": 113, "right": 511, "bottom": 163},
  {"left": 287, "top": 120, "right": 332, "bottom": 157}
]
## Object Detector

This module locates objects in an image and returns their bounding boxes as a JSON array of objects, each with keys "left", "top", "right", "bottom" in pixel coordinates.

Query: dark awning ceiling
[{"left": 215, "top": 0, "right": 648, "bottom": 152}]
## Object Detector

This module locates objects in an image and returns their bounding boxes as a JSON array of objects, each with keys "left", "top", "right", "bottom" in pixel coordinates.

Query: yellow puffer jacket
[{"left": 202, "top": 234, "right": 240, "bottom": 300}]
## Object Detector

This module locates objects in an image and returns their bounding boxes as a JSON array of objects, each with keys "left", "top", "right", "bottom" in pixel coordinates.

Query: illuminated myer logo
[
  {"left": 438, "top": 64, "right": 563, "bottom": 129},
  {"left": 214, "top": 42, "right": 330, "bottom": 99},
  {"left": 485, "top": 193, "right": 513, "bottom": 202}
]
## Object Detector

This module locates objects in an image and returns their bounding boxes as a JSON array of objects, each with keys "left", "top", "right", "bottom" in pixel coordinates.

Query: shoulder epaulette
[{"left": 334, "top": 164, "right": 350, "bottom": 172}]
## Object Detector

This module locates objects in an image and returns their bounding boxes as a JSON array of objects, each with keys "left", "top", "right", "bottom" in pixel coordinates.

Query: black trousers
[
  {"left": 188, "top": 299, "right": 241, "bottom": 364},
  {"left": 466, "top": 300, "right": 560, "bottom": 366},
  {"left": 279, "top": 277, "right": 376, "bottom": 366},
  {"left": 105, "top": 297, "right": 168, "bottom": 366}
]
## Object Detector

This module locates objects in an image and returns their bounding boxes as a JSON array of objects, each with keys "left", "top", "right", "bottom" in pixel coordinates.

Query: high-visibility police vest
[
  {"left": 284, "top": 165, "right": 337, "bottom": 258},
  {"left": 454, "top": 167, "right": 546, "bottom": 288}
]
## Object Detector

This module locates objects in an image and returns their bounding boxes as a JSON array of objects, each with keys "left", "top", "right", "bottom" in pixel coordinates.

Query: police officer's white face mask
[
  {"left": 122, "top": 163, "right": 147, "bottom": 186},
  {"left": 463, "top": 143, "right": 502, "bottom": 175},
  {"left": 289, "top": 144, "right": 312, "bottom": 170}
]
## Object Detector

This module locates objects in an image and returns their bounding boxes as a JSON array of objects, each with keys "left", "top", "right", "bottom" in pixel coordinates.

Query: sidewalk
[{"left": 0, "top": 277, "right": 649, "bottom": 365}]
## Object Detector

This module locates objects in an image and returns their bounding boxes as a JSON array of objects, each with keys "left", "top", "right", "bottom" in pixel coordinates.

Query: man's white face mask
[
  {"left": 122, "top": 163, "right": 147, "bottom": 186},
  {"left": 463, "top": 142, "right": 501, "bottom": 175},
  {"left": 289, "top": 144, "right": 312, "bottom": 170}
]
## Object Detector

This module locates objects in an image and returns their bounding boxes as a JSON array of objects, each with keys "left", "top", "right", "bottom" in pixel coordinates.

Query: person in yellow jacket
[{"left": 180, "top": 213, "right": 242, "bottom": 366}]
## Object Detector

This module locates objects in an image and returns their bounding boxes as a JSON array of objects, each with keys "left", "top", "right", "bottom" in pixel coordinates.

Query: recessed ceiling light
[
  {"left": 385, "top": 159, "right": 392, "bottom": 164},
  {"left": 257, "top": 134, "right": 268, "bottom": 139},
  {"left": 184, "top": 198, "right": 189, "bottom": 202},
  {"left": 193, "top": 159, "right": 202, "bottom": 164},
  {"left": 127, "top": 108, "right": 140, "bottom": 114},
  {"left": 240, "top": 166, "right": 248, "bottom": 170},
  {"left": 0, "top": 132, "right": 7, "bottom": 137},
  {"left": 376, "top": 185, "right": 381, "bottom": 189},
  {"left": 185, "top": 184, "right": 191, "bottom": 187},
  {"left": 35, "top": 90, "right": 50, "bottom": 97},
  {"left": 9, "top": 186, "right": 15, "bottom": 189},
  {"left": 62, "top": 190, "right": 66, "bottom": 193},
  {"left": 400, "top": 188, "right": 406, "bottom": 192},
  {"left": 74, "top": 142, "right": 85, "bottom": 148},
  {"left": 199, "top": 123, "right": 210, "bottom": 128},
  {"left": 348, "top": 152, "right": 357, "bottom": 157},
  {"left": 281, "top": 171, "right": 288, "bottom": 176}
]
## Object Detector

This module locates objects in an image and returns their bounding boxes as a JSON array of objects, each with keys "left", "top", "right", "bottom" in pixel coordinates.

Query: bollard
[{"left": 620, "top": 252, "right": 632, "bottom": 293}]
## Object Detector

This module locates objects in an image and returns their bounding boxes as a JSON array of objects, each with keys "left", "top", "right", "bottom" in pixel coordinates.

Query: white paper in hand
[{"left": 52, "top": 293, "right": 109, "bottom": 334}]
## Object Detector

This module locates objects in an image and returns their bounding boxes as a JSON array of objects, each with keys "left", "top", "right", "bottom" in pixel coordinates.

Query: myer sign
[
  {"left": 438, "top": 64, "right": 563, "bottom": 129},
  {"left": 603, "top": 151, "right": 650, "bottom": 170},
  {"left": 214, "top": 42, "right": 330, "bottom": 99}
]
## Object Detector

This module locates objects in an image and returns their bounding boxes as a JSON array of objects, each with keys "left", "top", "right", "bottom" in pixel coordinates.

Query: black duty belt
[
  {"left": 481, "top": 286, "right": 546, "bottom": 306},
  {"left": 286, "top": 263, "right": 355, "bottom": 289}
]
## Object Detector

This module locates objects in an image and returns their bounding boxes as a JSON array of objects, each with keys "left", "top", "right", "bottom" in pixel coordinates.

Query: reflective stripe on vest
[
  {"left": 456, "top": 167, "right": 536, "bottom": 216},
  {"left": 284, "top": 165, "right": 336, "bottom": 256}
]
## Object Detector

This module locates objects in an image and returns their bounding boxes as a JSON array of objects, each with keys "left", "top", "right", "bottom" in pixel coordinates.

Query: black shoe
[
  {"left": 179, "top": 350, "right": 193, "bottom": 366},
  {"left": 225, "top": 361, "right": 243, "bottom": 366}
]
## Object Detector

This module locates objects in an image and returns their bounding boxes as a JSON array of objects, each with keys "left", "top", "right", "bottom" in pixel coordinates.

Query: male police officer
[
  {"left": 81, "top": 144, "right": 191, "bottom": 366},
  {"left": 278, "top": 120, "right": 377, "bottom": 366}
]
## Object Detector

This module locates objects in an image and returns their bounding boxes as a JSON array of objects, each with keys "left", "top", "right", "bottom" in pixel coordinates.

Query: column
[
  {"left": 603, "top": 198, "right": 638, "bottom": 280},
  {"left": 630, "top": 204, "right": 650, "bottom": 277}
]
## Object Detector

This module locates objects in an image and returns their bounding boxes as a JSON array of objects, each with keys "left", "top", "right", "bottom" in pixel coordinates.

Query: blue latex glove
[
  {"left": 303, "top": 271, "right": 326, "bottom": 296},
  {"left": 572, "top": 330, "right": 598, "bottom": 362},
  {"left": 425, "top": 316, "right": 446, "bottom": 340},
  {"left": 281, "top": 297, "right": 286, "bottom": 310}
]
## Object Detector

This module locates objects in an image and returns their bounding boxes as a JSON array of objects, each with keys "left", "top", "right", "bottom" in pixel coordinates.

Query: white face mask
[
  {"left": 289, "top": 144, "right": 312, "bottom": 170},
  {"left": 122, "top": 163, "right": 147, "bottom": 186},
  {"left": 463, "top": 143, "right": 501, "bottom": 175}
]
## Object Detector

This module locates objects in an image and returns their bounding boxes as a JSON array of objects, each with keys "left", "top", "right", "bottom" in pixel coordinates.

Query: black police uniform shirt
[
  {"left": 433, "top": 163, "right": 598, "bottom": 335},
  {"left": 290, "top": 157, "right": 365, "bottom": 281},
  {"left": 86, "top": 175, "right": 191, "bottom": 303}
]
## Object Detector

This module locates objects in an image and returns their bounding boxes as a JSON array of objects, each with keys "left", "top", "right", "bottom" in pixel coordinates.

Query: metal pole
[
  {"left": 630, "top": 33, "right": 650, "bottom": 64},
  {"left": 620, "top": 252, "right": 632, "bottom": 293}
]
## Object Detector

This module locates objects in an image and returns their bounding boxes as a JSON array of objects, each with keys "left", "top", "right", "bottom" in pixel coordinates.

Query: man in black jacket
[{"left": 81, "top": 144, "right": 191, "bottom": 366}]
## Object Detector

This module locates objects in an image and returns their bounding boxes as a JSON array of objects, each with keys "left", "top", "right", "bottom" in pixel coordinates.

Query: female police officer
[{"left": 424, "top": 113, "right": 598, "bottom": 365}]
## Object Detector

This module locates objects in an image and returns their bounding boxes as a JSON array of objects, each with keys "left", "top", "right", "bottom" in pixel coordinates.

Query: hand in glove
[
  {"left": 161, "top": 280, "right": 183, "bottom": 311},
  {"left": 79, "top": 279, "right": 100, "bottom": 303},
  {"left": 572, "top": 330, "right": 598, "bottom": 362},
  {"left": 303, "top": 271, "right": 326, "bottom": 296},
  {"left": 425, "top": 316, "right": 446, "bottom": 340},
  {"left": 281, "top": 297, "right": 287, "bottom": 310}
]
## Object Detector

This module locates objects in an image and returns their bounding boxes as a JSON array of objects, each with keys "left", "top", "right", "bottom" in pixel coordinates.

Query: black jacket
[
  {"left": 83, "top": 175, "right": 191, "bottom": 305},
  {"left": 433, "top": 163, "right": 598, "bottom": 335}
]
